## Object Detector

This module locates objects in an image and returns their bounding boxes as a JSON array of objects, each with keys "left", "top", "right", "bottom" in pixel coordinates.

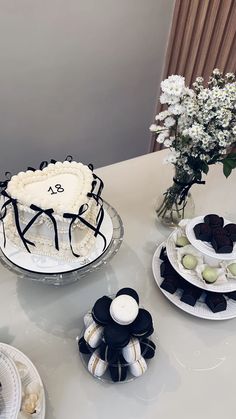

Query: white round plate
[
  {"left": 186, "top": 215, "right": 236, "bottom": 260},
  {"left": 0, "top": 343, "right": 45, "bottom": 419},
  {"left": 0, "top": 351, "right": 22, "bottom": 419},
  {"left": 0, "top": 208, "right": 113, "bottom": 274},
  {"left": 152, "top": 242, "right": 236, "bottom": 320},
  {"left": 166, "top": 230, "right": 236, "bottom": 293}
]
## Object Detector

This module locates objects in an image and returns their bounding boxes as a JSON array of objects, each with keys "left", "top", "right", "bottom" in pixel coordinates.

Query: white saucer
[
  {"left": 0, "top": 351, "right": 22, "bottom": 419},
  {"left": 152, "top": 243, "right": 236, "bottom": 320},
  {"left": 0, "top": 343, "right": 45, "bottom": 419},
  {"left": 166, "top": 230, "right": 236, "bottom": 293},
  {"left": 0, "top": 208, "right": 113, "bottom": 274},
  {"left": 186, "top": 215, "right": 236, "bottom": 260}
]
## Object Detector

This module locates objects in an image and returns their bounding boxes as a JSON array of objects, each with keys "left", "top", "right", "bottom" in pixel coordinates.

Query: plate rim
[
  {"left": 0, "top": 343, "right": 45, "bottom": 419},
  {"left": 152, "top": 242, "right": 236, "bottom": 321}
]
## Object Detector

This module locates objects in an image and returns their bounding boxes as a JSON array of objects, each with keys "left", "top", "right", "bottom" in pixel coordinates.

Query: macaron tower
[{"left": 78, "top": 288, "right": 156, "bottom": 382}]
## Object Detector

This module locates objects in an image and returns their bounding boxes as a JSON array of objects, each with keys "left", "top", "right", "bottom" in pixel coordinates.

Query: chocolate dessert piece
[
  {"left": 205, "top": 292, "right": 227, "bottom": 313},
  {"left": 140, "top": 338, "right": 156, "bottom": 359},
  {"left": 224, "top": 223, "right": 236, "bottom": 241},
  {"left": 204, "top": 214, "right": 224, "bottom": 228},
  {"left": 130, "top": 309, "right": 153, "bottom": 339},
  {"left": 116, "top": 288, "right": 139, "bottom": 304},
  {"left": 211, "top": 235, "right": 233, "bottom": 253},
  {"left": 180, "top": 284, "right": 202, "bottom": 307},
  {"left": 109, "top": 355, "right": 128, "bottom": 382},
  {"left": 159, "top": 246, "right": 168, "bottom": 261},
  {"left": 92, "top": 296, "right": 113, "bottom": 326},
  {"left": 194, "top": 222, "right": 212, "bottom": 242},
  {"left": 104, "top": 323, "right": 130, "bottom": 349},
  {"left": 160, "top": 260, "right": 177, "bottom": 278},
  {"left": 225, "top": 291, "right": 236, "bottom": 301},
  {"left": 78, "top": 337, "right": 94, "bottom": 354},
  {"left": 211, "top": 227, "right": 227, "bottom": 237},
  {"left": 160, "top": 276, "right": 179, "bottom": 294}
]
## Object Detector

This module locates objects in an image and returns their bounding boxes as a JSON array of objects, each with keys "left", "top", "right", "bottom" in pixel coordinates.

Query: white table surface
[{"left": 1, "top": 149, "right": 236, "bottom": 419}]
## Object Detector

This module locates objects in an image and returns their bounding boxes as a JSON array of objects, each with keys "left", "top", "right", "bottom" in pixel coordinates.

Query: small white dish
[
  {"left": 0, "top": 344, "right": 45, "bottom": 419},
  {"left": 152, "top": 242, "right": 236, "bottom": 321},
  {"left": 0, "top": 351, "right": 22, "bottom": 419},
  {"left": 186, "top": 215, "right": 236, "bottom": 260}
]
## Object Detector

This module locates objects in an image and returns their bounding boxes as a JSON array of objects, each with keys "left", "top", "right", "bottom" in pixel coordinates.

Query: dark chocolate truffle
[
  {"left": 92, "top": 296, "right": 113, "bottom": 326},
  {"left": 140, "top": 338, "right": 156, "bottom": 359},
  {"left": 104, "top": 323, "right": 130, "bottom": 349},
  {"left": 130, "top": 309, "right": 153, "bottom": 339},
  {"left": 116, "top": 288, "right": 139, "bottom": 304},
  {"left": 205, "top": 292, "right": 227, "bottom": 313},
  {"left": 204, "top": 214, "right": 224, "bottom": 228},
  {"left": 194, "top": 222, "right": 212, "bottom": 242},
  {"left": 159, "top": 246, "right": 168, "bottom": 261},
  {"left": 160, "top": 260, "right": 177, "bottom": 278},
  {"left": 224, "top": 223, "right": 236, "bottom": 242}
]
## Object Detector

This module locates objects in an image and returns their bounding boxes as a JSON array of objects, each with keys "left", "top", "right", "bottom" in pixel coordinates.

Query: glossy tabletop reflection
[{"left": 0, "top": 149, "right": 236, "bottom": 419}]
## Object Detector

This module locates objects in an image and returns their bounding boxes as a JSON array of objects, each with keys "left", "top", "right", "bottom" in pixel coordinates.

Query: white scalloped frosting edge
[{"left": 6, "top": 161, "right": 94, "bottom": 216}]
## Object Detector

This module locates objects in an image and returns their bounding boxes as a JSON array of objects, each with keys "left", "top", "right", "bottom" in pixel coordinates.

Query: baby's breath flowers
[{"left": 150, "top": 69, "right": 236, "bottom": 225}]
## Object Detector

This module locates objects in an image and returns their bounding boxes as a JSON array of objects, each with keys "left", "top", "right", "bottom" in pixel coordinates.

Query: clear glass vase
[
  {"left": 155, "top": 191, "right": 195, "bottom": 228},
  {"left": 155, "top": 168, "right": 195, "bottom": 227}
]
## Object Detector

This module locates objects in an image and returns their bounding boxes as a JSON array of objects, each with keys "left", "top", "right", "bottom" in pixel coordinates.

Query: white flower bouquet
[{"left": 150, "top": 69, "right": 236, "bottom": 226}]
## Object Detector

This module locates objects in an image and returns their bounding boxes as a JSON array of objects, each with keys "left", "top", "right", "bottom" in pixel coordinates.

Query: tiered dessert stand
[{"left": 152, "top": 216, "right": 236, "bottom": 320}]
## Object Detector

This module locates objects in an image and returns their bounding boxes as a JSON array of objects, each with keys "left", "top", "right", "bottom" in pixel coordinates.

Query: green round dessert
[
  {"left": 176, "top": 236, "right": 190, "bottom": 247},
  {"left": 182, "top": 254, "right": 198, "bottom": 270},
  {"left": 228, "top": 263, "right": 236, "bottom": 277},
  {"left": 202, "top": 266, "right": 218, "bottom": 283}
]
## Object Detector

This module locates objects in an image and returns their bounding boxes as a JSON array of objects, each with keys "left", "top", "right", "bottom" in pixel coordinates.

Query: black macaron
[
  {"left": 99, "top": 341, "right": 120, "bottom": 364},
  {"left": 116, "top": 288, "right": 139, "bottom": 304},
  {"left": 140, "top": 338, "right": 156, "bottom": 359},
  {"left": 109, "top": 355, "right": 128, "bottom": 382},
  {"left": 104, "top": 323, "right": 130, "bottom": 349},
  {"left": 130, "top": 308, "right": 153, "bottom": 339},
  {"left": 78, "top": 337, "right": 94, "bottom": 355},
  {"left": 92, "top": 296, "right": 113, "bottom": 326}
]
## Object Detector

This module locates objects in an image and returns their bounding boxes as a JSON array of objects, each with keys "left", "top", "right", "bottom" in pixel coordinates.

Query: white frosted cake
[{"left": 0, "top": 159, "right": 106, "bottom": 261}]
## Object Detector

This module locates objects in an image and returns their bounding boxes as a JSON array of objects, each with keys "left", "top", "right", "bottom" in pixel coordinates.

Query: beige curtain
[{"left": 152, "top": 0, "right": 236, "bottom": 151}]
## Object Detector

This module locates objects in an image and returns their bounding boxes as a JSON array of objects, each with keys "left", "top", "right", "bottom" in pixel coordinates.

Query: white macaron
[
  {"left": 110, "top": 295, "right": 139, "bottom": 325},
  {"left": 129, "top": 357, "right": 147, "bottom": 377},
  {"left": 122, "top": 337, "right": 141, "bottom": 364},
  {"left": 83, "top": 312, "right": 94, "bottom": 328},
  {"left": 88, "top": 352, "right": 108, "bottom": 377},
  {"left": 84, "top": 321, "right": 103, "bottom": 348}
]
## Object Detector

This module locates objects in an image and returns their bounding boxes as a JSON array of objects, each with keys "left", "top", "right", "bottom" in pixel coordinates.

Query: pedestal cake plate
[
  {"left": 0, "top": 201, "right": 124, "bottom": 285},
  {"left": 152, "top": 216, "right": 236, "bottom": 320}
]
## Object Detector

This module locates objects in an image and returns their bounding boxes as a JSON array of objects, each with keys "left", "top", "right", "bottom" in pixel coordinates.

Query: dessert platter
[
  {"left": 0, "top": 157, "right": 123, "bottom": 285},
  {"left": 78, "top": 288, "right": 157, "bottom": 383},
  {"left": 0, "top": 343, "right": 45, "bottom": 418},
  {"left": 152, "top": 214, "right": 236, "bottom": 320}
]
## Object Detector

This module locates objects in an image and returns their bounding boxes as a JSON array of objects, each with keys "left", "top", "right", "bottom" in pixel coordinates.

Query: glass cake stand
[{"left": 0, "top": 201, "right": 124, "bottom": 286}]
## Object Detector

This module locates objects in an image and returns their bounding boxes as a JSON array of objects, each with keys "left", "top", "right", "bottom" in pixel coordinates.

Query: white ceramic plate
[
  {"left": 0, "top": 208, "right": 113, "bottom": 274},
  {"left": 166, "top": 230, "right": 236, "bottom": 293},
  {"left": 0, "top": 344, "right": 45, "bottom": 419},
  {"left": 186, "top": 215, "right": 236, "bottom": 260},
  {"left": 152, "top": 242, "right": 236, "bottom": 320},
  {"left": 0, "top": 351, "right": 22, "bottom": 419}
]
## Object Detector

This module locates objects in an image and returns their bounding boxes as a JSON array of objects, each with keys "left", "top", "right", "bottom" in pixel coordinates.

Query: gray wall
[{"left": 0, "top": 0, "right": 174, "bottom": 174}]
